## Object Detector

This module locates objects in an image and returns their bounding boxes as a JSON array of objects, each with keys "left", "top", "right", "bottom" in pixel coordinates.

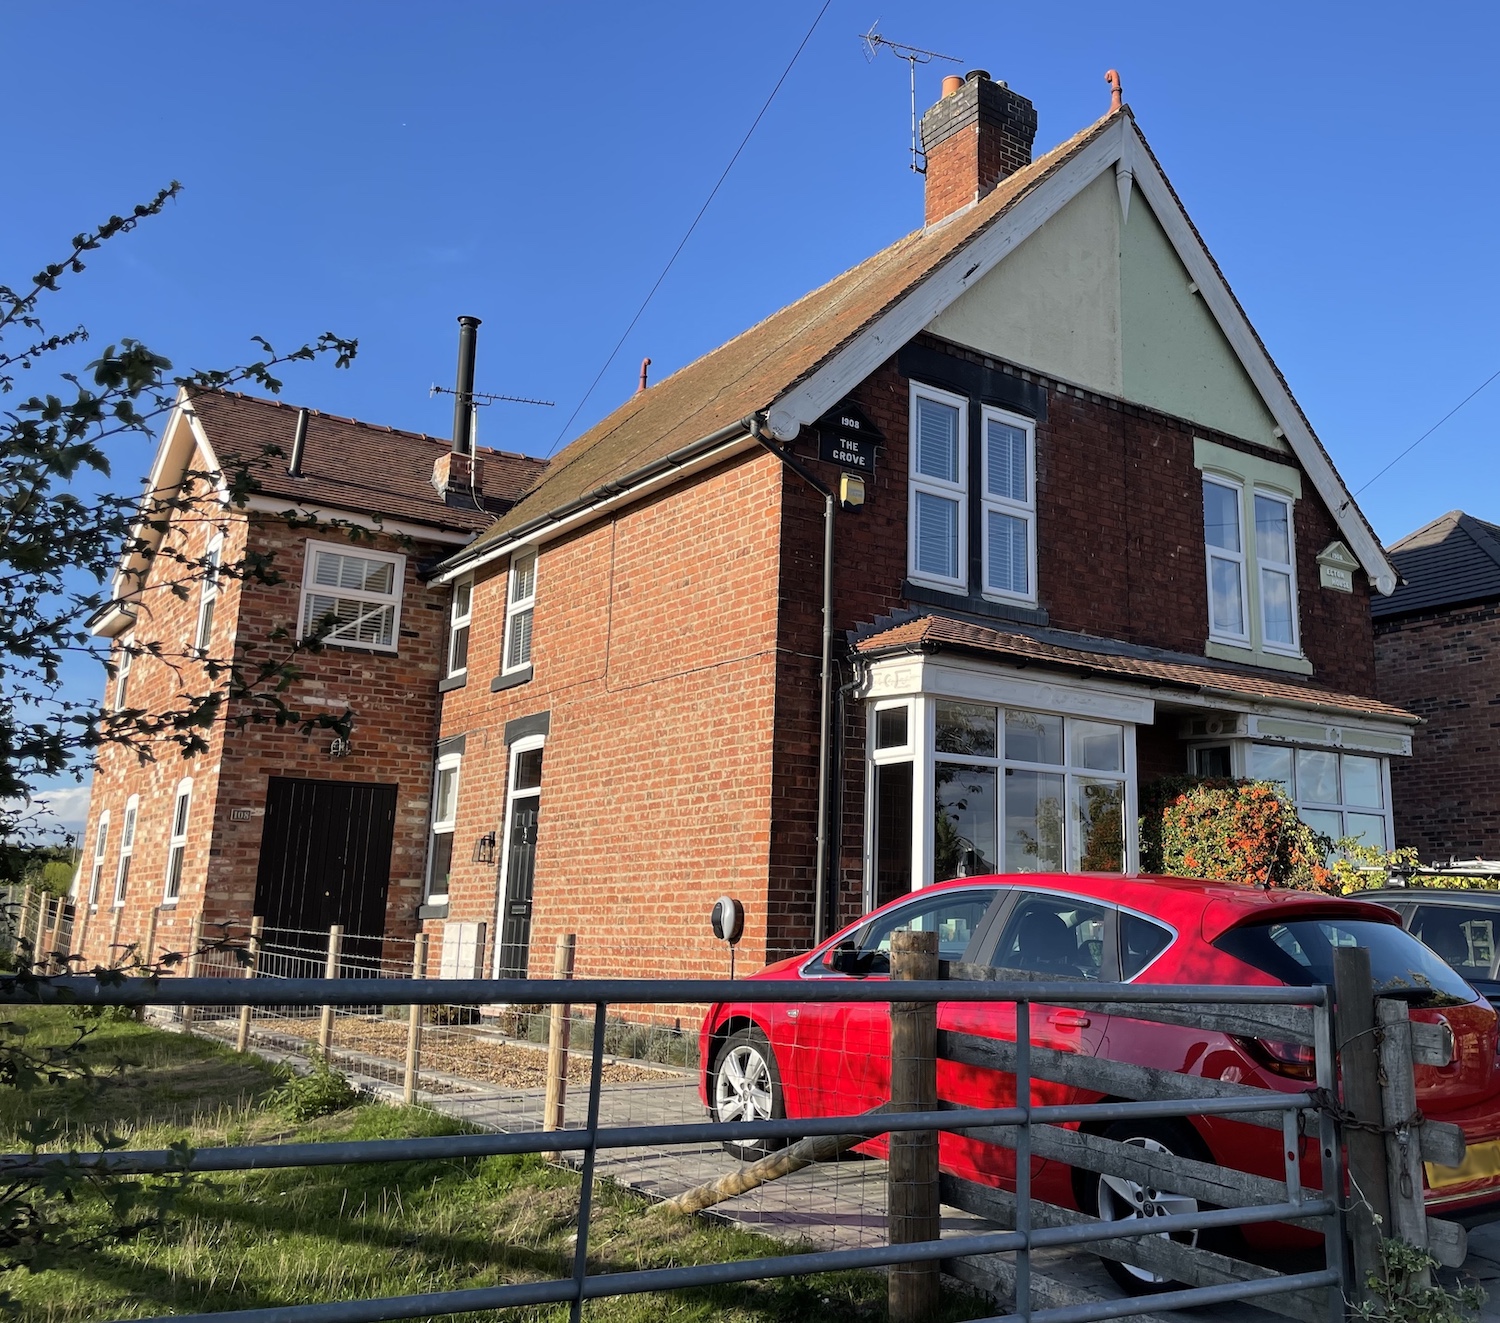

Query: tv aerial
[
  {"left": 860, "top": 22, "right": 961, "bottom": 174},
  {"left": 429, "top": 385, "right": 554, "bottom": 447}
]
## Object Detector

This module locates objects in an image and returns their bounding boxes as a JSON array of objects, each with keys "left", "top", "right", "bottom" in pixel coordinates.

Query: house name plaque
[{"left": 816, "top": 401, "right": 883, "bottom": 475}]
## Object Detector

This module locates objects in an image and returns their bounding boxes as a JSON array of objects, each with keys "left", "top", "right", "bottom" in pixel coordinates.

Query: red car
[{"left": 699, "top": 874, "right": 1500, "bottom": 1290}]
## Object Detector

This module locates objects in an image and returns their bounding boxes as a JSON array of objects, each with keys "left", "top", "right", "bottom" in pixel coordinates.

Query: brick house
[
  {"left": 421, "top": 73, "right": 1416, "bottom": 985},
  {"left": 73, "top": 385, "right": 544, "bottom": 968},
  {"left": 1373, "top": 511, "right": 1500, "bottom": 861}
]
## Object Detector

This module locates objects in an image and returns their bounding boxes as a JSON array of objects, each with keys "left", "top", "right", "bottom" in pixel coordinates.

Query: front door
[
  {"left": 253, "top": 776, "right": 397, "bottom": 969},
  {"left": 495, "top": 745, "right": 543, "bottom": 978}
]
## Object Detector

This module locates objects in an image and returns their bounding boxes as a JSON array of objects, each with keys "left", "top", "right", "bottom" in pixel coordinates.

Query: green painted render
[
  {"left": 925, "top": 171, "right": 1285, "bottom": 455},
  {"left": 1119, "top": 186, "right": 1284, "bottom": 452},
  {"left": 927, "top": 173, "right": 1123, "bottom": 396}
]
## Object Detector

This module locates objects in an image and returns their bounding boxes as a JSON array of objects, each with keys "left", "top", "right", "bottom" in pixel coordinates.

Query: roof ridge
[
  {"left": 1457, "top": 512, "right": 1500, "bottom": 572},
  {"left": 1387, "top": 509, "right": 1462, "bottom": 552}
]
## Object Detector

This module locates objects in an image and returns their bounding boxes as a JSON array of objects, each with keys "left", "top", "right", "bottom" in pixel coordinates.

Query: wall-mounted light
[
  {"left": 472, "top": 831, "right": 496, "bottom": 864},
  {"left": 839, "top": 473, "right": 866, "bottom": 510}
]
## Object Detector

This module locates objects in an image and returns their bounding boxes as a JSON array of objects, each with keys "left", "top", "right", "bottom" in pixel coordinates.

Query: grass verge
[{"left": 1, "top": 1010, "right": 982, "bottom": 1322}]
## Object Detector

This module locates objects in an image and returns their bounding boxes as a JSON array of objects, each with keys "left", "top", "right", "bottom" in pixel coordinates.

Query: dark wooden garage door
[{"left": 253, "top": 777, "right": 397, "bottom": 966}]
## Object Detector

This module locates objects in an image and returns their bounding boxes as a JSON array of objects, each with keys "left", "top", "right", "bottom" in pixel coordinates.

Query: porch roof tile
[{"left": 856, "top": 615, "right": 1418, "bottom": 725}]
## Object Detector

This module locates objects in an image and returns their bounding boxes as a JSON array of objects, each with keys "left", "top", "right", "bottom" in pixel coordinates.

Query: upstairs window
[
  {"left": 503, "top": 550, "right": 537, "bottom": 674},
  {"left": 300, "top": 542, "right": 405, "bottom": 652},
  {"left": 195, "top": 536, "right": 223, "bottom": 653},
  {"left": 87, "top": 813, "right": 109, "bottom": 908},
  {"left": 980, "top": 407, "right": 1036, "bottom": 602},
  {"left": 113, "top": 795, "right": 138, "bottom": 906},
  {"left": 1196, "top": 439, "right": 1305, "bottom": 667},
  {"left": 447, "top": 579, "right": 473, "bottom": 678},
  {"left": 163, "top": 778, "right": 192, "bottom": 904},
  {"left": 1203, "top": 477, "right": 1249, "bottom": 643},
  {"left": 908, "top": 385, "right": 968, "bottom": 590},
  {"left": 112, "top": 634, "right": 134, "bottom": 711},
  {"left": 1254, "top": 491, "right": 1299, "bottom": 653}
]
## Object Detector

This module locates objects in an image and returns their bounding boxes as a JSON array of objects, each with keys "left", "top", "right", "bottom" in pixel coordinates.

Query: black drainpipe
[
  {"left": 751, "top": 415, "right": 837, "bottom": 945},
  {"left": 451, "top": 315, "right": 481, "bottom": 457},
  {"left": 287, "top": 407, "right": 309, "bottom": 478}
]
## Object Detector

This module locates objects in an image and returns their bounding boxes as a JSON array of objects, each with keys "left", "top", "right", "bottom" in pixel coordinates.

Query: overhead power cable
[
  {"left": 545, "top": 0, "right": 835, "bottom": 458},
  {"left": 1352, "top": 363, "right": 1500, "bottom": 499}
]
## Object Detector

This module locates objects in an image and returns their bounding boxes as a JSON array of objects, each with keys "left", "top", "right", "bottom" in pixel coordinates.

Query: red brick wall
[
  {"left": 1375, "top": 601, "right": 1500, "bottom": 860},
  {"left": 76, "top": 473, "right": 455, "bottom": 969},
  {"left": 432, "top": 451, "right": 785, "bottom": 981}
]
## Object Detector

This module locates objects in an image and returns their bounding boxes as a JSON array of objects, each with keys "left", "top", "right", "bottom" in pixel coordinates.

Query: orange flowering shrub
[{"left": 1139, "top": 777, "right": 1336, "bottom": 893}]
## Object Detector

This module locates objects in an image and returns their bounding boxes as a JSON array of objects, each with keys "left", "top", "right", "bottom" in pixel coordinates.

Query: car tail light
[{"left": 1238, "top": 1036, "right": 1317, "bottom": 1081}]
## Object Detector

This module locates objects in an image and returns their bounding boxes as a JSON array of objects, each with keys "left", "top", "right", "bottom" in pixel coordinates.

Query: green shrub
[
  {"left": 270, "top": 1054, "right": 362, "bottom": 1121},
  {"left": 1354, "top": 1236, "right": 1484, "bottom": 1322},
  {"left": 1139, "top": 776, "right": 1335, "bottom": 891}
]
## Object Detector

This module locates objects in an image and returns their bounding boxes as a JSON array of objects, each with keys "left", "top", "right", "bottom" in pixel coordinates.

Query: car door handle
[{"left": 1048, "top": 1011, "right": 1092, "bottom": 1029}]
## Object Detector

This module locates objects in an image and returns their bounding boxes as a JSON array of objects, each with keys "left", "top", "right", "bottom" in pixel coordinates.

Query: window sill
[
  {"left": 417, "top": 901, "right": 450, "bottom": 920},
  {"left": 305, "top": 638, "right": 400, "bottom": 656},
  {"left": 160, "top": 898, "right": 179, "bottom": 908},
  {"left": 438, "top": 673, "right": 468, "bottom": 693},
  {"left": 1203, "top": 639, "right": 1314, "bottom": 676},
  {"left": 903, "top": 581, "right": 1050, "bottom": 627},
  {"left": 491, "top": 666, "right": 533, "bottom": 693}
]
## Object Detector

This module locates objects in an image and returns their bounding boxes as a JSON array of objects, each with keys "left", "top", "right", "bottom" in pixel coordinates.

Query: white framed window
[
  {"left": 113, "top": 795, "right": 139, "bottom": 906},
  {"left": 908, "top": 384, "right": 969, "bottom": 590},
  {"left": 1253, "top": 489, "right": 1300, "bottom": 654},
  {"left": 112, "top": 634, "right": 134, "bottom": 711},
  {"left": 980, "top": 406, "right": 1036, "bottom": 604},
  {"left": 299, "top": 541, "right": 406, "bottom": 652},
  {"left": 502, "top": 550, "right": 537, "bottom": 674},
  {"left": 447, "top": 579, "right": 473, "bottom": 679},
  {"left": 868, "top": 701, "right": 916, "bottom": 912},
  {"left": 195, "top": 535, "right": 223, "bottom": 653},
  {"left": 87, "top": 812, "right": 110, "bottom": 908},
  {"left": 1245, "top": 743, "right": 1391, "bottom": 851},
  {"left": 425, "top": 753, "right": 461, "bottom": 902},
  {"left": 1203, "top": 476, "right": 1249, "bottom": 644},
  {"left": 162, "top": 778, "right": 192, "bottom": 904}
]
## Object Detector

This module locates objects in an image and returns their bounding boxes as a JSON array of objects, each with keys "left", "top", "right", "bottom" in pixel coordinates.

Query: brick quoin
[{"left": 1375, "top": 600, "right": 1500, "bottom": 860}]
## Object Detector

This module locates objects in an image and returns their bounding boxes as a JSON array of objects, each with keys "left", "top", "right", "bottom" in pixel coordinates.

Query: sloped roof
[
  {"left": 857, "top": 614, "right": 1418, "bottom": 724},
  {"left": 1372, "top": 511, "right": 1500, "bottom": 619},
  {"left": 190, "top": 390, "right": 548, "bottom": 533},
  {"left": 445, "top": 109, "right": 1123, "bottom": 568}
]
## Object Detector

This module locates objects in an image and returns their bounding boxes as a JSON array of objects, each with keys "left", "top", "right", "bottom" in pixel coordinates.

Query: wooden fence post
[
  {"left": 140, "top": 906, "right": 159, "bottom": 970},
  {"left": 318, "top": 924, "right": 343, "bottom": 1055},
  {"left": 889, "top": 928, "right": 939, "bottom": 1323},
  {"left": 181, "top": 913, "right": 205, "bottom": 1031},
  {"left": 34, "top": 893, "right": 52, "bottom": 959},
  {"left": 72, "top": 902, "right": 92, "bottom": 968},
  {"left": 542, "top": 933, "right": 577, "bottom": 1161},
  {"left": 403, "top": 932, "right": 429, "bottom": 1105},
  {"left": 235, "top": 917, "right": 264, "bottom": 1054},
  {"left": 1333, "top": 945, "right": 1388, "bottom": 1305},
  {"left": 1376, "top": 997, "right": 1431, "bottom": 1284}
]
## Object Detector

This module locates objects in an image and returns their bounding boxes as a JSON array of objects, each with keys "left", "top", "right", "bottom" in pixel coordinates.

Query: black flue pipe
[
  {"left": 287, "top": 407, "right": 309, "bottom": 477},
  {"left": 451, "top": 315, "right": 481, "bottom": 457}
]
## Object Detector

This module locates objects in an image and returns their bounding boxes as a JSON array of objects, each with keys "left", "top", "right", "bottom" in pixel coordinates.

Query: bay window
[
  {"left": 868, "top": 686, "right": 1137, "bottom": 909},
  {"left": 1246, "top": 743, "right": 1391, "bottom": 850}
]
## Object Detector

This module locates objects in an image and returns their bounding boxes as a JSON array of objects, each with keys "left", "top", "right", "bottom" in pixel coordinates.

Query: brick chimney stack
[{"left": 920, "top": 70, "right": 1037, "bottom": 228}]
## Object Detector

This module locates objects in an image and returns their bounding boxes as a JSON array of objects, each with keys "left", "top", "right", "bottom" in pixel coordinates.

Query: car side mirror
[{"left": 828, "top": 942, "right": 864, "bottom": 975}]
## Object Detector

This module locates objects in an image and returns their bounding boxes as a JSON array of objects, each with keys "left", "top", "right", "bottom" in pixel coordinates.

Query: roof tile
[{"left": 856, "top": 614, "right": 1416, "bottom": 724}]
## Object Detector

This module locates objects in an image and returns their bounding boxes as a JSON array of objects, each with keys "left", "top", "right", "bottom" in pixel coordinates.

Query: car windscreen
[{"left": 1213, "top": 916, "right": 1477, "bottom": 1006}]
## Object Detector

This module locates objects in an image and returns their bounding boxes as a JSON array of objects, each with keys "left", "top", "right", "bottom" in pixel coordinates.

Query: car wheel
[
  {"left": 711, "top": 1026, "right": 787, "bottom": 1162},
  {"left": 1085, "top": 1120, "right": 1204, "bottom": 1295}
]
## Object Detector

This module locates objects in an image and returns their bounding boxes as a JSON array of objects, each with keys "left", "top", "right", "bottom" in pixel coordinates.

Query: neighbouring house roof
[
  {"left": 856, "top": 614, "right": 1418, "bottom": 725},
  {"left": 1372, "top": 510, "right": 1500, "bottom": 620},
  {"left": 438, "top": 106, "right": 1395, "bottom": 595},
  {"left": 189, "top": 390, "right": 548, "bottom": 532}
]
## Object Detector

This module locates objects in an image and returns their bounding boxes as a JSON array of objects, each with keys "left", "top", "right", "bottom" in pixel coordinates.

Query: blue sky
[{"left": 5, "top": 1, "right": 1497, "bottom": 836}]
